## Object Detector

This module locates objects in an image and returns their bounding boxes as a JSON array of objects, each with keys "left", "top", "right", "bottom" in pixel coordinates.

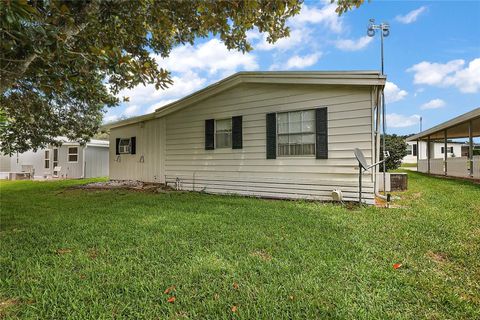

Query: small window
[
  {"left": 118, "top": 138, "right": 131, "bottom": 154},
  {"left": 277, "top": 110, "right": 315, "bottom": 156},
  {"left": 215, "top": 119, "right": 232, "bottom": 149},
  {"left": 44, "top": 150, "right": 50, "bottom": 169},
  {"left": 68, "top": 147, "right": 78, "bottom": 162},
  {"left": 53, "top": 148, "right": 58, "bottom": 168},
  {"left": 441, "top": 147, "right": 445, "bottom": 154},
  {"left": 449, "top": 146, "right": 454, "bottom": 153},
  {"left": 406, "top": 144, "right": 413, "bottom": 155}
]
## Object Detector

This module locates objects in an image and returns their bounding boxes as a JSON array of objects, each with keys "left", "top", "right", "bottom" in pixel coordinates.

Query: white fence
[
  {"left": 430, "top": 159, "right": 444, "bottom": 175},
  {"left": 418, "top": 159, "right": 428, "bottom": 173},
  {"left": 473, "top": 156, "right": 480, "bottom": 179},
  {"left": 446, "top": 157, "right": 469, "bottom": 177}
]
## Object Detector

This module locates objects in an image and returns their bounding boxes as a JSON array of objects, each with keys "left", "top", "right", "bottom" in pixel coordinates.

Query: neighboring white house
[
  {"left": 103, "top": 71, "right": 386, "bottom": 204},
  {"left": 0, "top": 138, "right": 109, "bottom": 179},
  {"left": 402, "top": 140, "right": 463, "bottom": 164}
]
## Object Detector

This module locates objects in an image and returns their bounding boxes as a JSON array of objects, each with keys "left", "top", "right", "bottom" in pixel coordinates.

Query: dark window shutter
[
  {"left": 450, "top": 146, "right": 453, "bottom": 153},
  {"left": 205, "top": 119, "right": 215, "bottom": 150},
  {"left": 413, "top": 144, "right": 417, "bottom": 156},
  {"left": 315, "top": 107, "right": 328, "bottom": 159},
  {"left": 441, "top": 147, "right": 444, "bottom": 154},
  {"left": 232, "top": 116, "right": 243, "bottom": 149},
  {"left": 266, "top": 113, "right": 276, "bottom": 159},
  {"left": 130, "top": 137, "right": 136, "bottom": 154},
  {"left": 115, "top": 138, "right": 120, "bottom": 155}
]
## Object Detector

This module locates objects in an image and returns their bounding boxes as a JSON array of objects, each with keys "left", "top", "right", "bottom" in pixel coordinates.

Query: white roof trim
[{"left": 102, "top": 71, "right": 386, "bottom": 130}]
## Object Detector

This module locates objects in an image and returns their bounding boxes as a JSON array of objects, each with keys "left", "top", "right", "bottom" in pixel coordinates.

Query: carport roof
[{"left": 406, "top": 108, "right": 480, "bottom": 141}]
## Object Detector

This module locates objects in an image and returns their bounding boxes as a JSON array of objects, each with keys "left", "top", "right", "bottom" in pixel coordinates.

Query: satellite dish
[{"left": 354, "top": 148, "right": 368, "bottom": 170}]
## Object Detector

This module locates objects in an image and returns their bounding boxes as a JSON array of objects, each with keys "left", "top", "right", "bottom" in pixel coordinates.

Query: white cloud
[
  {"left": 123, "top": 104, "right": 140, "bottom": 117},
  {"left": 254, "top": 28, "right": 307, "bottom": 51},
  {"left": 103, "top": 114, "right": 119, "bottom": 123},
  {"left": 421, "top": 99, "right": 446, "bottom": 110},
  {"left": 291, "top": 3, "right": 343, "bottom": 33},
  {"left": 444, "top": 58, "right": 480, "bottom": 93},
  {"left": 117, "top": 71, "right": 207, "bottom": 108},
  {"left": 395, "top": 6, "right": 427, "bottom": 24},
  {"left": 407, "top": 59, "right": 464, "bottom": 85},
  {"left": 146, "top": 99, "right": 178, "bottom": 113},
  {"left": 158, "top": 38, "right": 258, "bottom": 74},
  {"left": 384, "top": 81, "right": 408, "bottom": 103},
  {"left": 251, "top": 2, "right": 343, "bottom": 52},
  {"left": 335, "top": 36, "right": 373, "bottom": 51},
  {"left": 284, "top": 53, "right": 321, "bottom": 70},
  {"left": 407, "top": 58, "right": 480, "bottom": 93},
  {"left": 386, "top": 113, "right": 421, "bottom": 128}
]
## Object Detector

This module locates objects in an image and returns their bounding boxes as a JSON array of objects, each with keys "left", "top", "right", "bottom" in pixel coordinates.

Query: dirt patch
[
  {"left": 411, "top": 192, "right": 422, "bottom": 199},
  {"left": 73, "top": 180, "right": 172, "bottom": 193},
  {"left": 88, "top": 248, "right": 99, "bottom": 260},
  {"left": 0, "top": 298, "right": 19, "bottom": 312},
  {"left": 251, "top": 249, "right": 272, "bottom": 261},
  {"left": 56, "top": 248, "right": 72, "bottom": 255},
  {"left": 426, "top": 251, "right": 448, "bottom": 263}
]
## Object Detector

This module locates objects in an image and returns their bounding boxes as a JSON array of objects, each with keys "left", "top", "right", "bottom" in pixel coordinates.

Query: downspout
[
  {"left": 82, "top": 144, "right": 87, "bottom": 178},
  {"left": 374, "top": 84, "right": 388, "bottom": 201}
]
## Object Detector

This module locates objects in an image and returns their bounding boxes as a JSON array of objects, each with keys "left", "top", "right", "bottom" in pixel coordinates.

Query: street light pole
[{"left": 368, "top": 19, "right": 390, "bottom": 196}]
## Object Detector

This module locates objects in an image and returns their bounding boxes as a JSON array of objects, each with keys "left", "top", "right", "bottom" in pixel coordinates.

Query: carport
[{"left": 406, "top": 108, "right": 480, "bottom": 179}]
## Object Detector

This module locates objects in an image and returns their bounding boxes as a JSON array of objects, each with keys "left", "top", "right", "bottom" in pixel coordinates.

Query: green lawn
[
  {"left": 400, "top": 162, "right": 417, "bottom": 168},
  {"left": 1, "top": 173, "right": 479, "bottom": 319}
]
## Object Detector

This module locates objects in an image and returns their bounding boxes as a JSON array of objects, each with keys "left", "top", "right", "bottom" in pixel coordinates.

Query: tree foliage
[
  {"left": 380, "top": 134, "right": 408, "bottom": 171},
  {"left": 0, "top": 0, "right": 364, "bottom": 155}
]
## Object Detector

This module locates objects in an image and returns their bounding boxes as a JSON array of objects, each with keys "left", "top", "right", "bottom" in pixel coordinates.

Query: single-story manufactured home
[
  {"left": 0, "top": 138, "right": 109, "bottom": 179},
  {"left": 103, "top": 71, "right": 386, "bottom": 204},
  {"left": 402, "top": 140, "right": 464, "bottom": 164}
]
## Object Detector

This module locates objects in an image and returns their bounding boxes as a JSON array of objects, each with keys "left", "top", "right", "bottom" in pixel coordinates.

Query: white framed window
[
  {"left": 44, "top": 150, "right": 50, "bottom": 169},
  {"left": 118, "top": 138, "right": 131, "bottom": 154},
  {"left": 68, "top": 147, "right": 78, "bottom": 162},
  {"left": 406, "top": 144, "right": 413, "bottom": 155},
  {"left": 215, "top": 118, "right": 232, "bottom": 149},
  {"left": 277, "top": 110, "right": 315, "bottom": 156},
  {"left": 53, "top": 148, "right": 58, "bottom": 168}
]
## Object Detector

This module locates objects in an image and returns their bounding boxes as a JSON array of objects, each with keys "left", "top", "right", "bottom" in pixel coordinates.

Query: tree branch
[{"left": 1, "top": 0, "right": 99, "bottom": 93}]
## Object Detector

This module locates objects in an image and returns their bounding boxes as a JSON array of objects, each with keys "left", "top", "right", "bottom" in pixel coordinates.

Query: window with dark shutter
[
  {"left": 266, "top": 113, "right": 276, "bottom": 159},
  {"left": 116, "top": 138, "right": 120, "bottom": 155},
  {"left": 232, "top": 116, "right": 243, "bottom": 149},
  {"left": 315, "top": 107, "right": 328, "bottom": 159},
  {"left": 441, "top": 147, "right": 445, "bottom": 154},
  {"left": 413, "top": 144, "right": 417, "bottom": 156},
  {"left": 205, "top": 119, "right": 215, "bottom": 150},
  {"left": 130, "top": 137, "right": 136, "bottom": 154}
]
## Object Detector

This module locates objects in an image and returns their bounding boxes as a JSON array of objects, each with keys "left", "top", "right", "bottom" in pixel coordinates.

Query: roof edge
[{"left": 102, "top": 70, "right": 386, "bottom": 130}]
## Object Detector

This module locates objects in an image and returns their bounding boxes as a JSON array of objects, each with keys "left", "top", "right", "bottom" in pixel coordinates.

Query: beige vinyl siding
[
  {"left": 109, "top": 118, "right": 166, "bottom": 183},
  {"left": 85, "top": 146, "right": 109, "bottom": 178},
  {"left": 163, "top": 83, "right": 375, "bottom": 203}
]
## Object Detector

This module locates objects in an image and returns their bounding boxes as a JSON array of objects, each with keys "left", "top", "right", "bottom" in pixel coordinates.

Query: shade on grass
[{"left": 0, "top": 173, "right": 479, "bottom": 319}]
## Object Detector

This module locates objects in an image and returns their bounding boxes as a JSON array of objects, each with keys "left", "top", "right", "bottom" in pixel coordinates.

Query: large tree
[{"left": 0, "top": 0, "right": 363, "bottom": 154}]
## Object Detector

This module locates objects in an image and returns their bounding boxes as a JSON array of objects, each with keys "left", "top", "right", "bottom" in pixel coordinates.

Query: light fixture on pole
[{"left": 367, "top": 18, "right": 390, "bottom": 196}]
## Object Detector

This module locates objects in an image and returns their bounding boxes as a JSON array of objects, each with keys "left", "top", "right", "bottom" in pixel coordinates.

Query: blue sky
[{"left": 104, "top": 0, "right": 480, "bottom": 136}]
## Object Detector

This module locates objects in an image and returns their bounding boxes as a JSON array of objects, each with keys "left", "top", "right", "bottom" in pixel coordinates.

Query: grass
[
  {"left": 0, "top": 173, "right": 479, "bottom": 319},
  {"left": 400, "top": 163, "right": 417, "bottom": 168}
]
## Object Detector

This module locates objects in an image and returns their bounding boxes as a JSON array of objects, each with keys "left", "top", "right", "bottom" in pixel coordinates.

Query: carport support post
[
  {"left": 416, "top": 139, "right": 419, "bottom": 164},
  {"left": 427, "top": 136, "right": 431, "bottom": 174},
  {"left": 444, "top": 130, "right": 448, "bottom": 176},
  {"left": 469, "top": 120, "right": 474, "bottom": 177}
]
